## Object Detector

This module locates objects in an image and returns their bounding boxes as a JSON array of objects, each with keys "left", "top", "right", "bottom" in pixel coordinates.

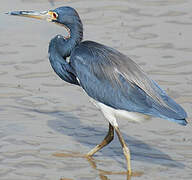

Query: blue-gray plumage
[
  {"left": 48, "top": 7, "right": 187, "bottom": 125},
  {"left": 7, "top": 6, "right": 188, "bottom": 175},
  {"left": 69, "top": 41, "right": 187, "bottom": 125}
]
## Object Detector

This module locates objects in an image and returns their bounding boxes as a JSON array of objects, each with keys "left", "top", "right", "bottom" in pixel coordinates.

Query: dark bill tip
[{"left": 5, "top": 11, "right": 27, "bottom": 16}]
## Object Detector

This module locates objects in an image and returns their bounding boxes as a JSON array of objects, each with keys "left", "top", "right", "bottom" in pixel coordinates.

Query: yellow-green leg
[
  {"left": 86, "top": 123, "right": 114, "bottom": 156},
  {"left": 114, "top": 126, "right": 132, "bottom": 176}
]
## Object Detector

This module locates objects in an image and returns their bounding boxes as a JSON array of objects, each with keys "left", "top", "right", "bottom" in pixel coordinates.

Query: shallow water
[{"left": 0, "top": 0, "right": 192, "bottom": 179}]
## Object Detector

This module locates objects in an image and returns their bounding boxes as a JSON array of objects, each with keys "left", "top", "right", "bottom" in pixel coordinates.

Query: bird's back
[{"left": 70, "top": 41, "right": 187, "bottom": 125}]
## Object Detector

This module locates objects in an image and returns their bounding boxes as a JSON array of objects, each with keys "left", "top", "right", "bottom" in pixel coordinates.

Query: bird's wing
[{"left": 70, "top": 41, "right": 187, "bottom": 122}]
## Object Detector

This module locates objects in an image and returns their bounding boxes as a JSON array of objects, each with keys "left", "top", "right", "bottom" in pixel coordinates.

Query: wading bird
[{"left": 7, "top": 6, "right": 188, "bottom": 176}]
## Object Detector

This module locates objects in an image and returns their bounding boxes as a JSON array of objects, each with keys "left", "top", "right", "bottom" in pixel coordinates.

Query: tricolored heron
[{"left": 7, "top": 6, "right": 188, "bottom": 176}]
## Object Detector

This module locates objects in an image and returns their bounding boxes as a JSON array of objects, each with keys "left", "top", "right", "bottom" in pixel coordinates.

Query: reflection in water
[
  {"left": 60, "top": 178, "right": 73, "bottom": 180},
  {"left": 53, "top": 152, "right": 143, "bottom": 180}
]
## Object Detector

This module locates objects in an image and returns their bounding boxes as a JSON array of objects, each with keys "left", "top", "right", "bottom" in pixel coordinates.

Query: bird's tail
[{"left": 151, "top": 81, "right": 188, "bottom": 126}]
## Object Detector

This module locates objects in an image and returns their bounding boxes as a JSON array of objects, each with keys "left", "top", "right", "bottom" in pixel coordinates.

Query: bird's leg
[
  {"left": 86, "top": 123, "right": 114, "bottom": 156},
  {"left": 114, "top": 126, "right": 132, "bottom": 176}
]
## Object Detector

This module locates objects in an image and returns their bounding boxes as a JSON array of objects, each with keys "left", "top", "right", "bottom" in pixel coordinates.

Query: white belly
[{"left": 90, "top": 98, "right": 150, "bottom": 127}]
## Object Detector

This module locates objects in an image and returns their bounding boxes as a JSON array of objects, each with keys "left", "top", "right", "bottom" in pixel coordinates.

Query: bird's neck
[
  {"left": 51, "top": 22, "right": 83, "bottom": 58},
  {"left": 48, "top": 22, "right": 83, "bottom": 85}
]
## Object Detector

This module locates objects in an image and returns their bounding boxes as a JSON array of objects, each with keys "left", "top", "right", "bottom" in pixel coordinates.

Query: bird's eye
[{"left": 52, "top": 12, "right": 58, "bottom": 19}]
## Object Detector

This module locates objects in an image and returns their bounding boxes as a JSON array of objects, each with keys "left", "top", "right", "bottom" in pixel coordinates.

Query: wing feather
[
  {"left": 70, "top": 41, "right": 187, "bottom": 123},
  {"left": 77, "top": 41, "right": 166, "bottom": 105}
]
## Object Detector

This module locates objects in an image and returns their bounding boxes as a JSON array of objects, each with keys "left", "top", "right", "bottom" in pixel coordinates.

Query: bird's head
[
  {"left": 6, "top": 6, "right": 83, "bottom": 40},
  {"left": 51, "top": 6, "right": 80, "bottom": 24}
]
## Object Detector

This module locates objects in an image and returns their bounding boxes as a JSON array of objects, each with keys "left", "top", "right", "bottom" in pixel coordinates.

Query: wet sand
[{"left": 0, "top": 0, "right": 192, "bottom": 179}]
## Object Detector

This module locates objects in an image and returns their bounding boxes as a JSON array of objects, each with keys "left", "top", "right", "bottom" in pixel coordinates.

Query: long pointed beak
[{"left": 6, "top": 10, "right": 56, "bottom": 22}]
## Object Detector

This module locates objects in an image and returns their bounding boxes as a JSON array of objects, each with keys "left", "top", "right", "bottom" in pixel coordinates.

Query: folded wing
[{"left": 70, "top": 41, "right": 187, "bottom": 125}]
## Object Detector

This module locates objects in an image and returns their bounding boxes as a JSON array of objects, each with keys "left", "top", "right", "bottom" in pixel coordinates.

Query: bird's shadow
[{"left": 39, "top": 110, "right": 185, "bottom": 170}]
